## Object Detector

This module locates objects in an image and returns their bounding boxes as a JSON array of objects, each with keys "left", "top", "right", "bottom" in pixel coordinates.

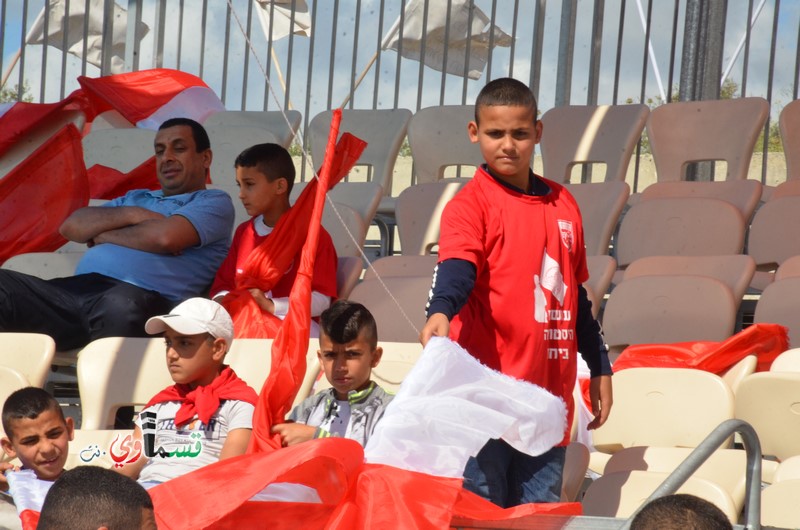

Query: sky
[{"left": 2, "top": 0, "right": 798, "bottom": 123}]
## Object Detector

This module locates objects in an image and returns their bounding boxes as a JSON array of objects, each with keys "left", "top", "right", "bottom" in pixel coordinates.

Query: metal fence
[{"left": 1, "top": 0, "right": 799, "bottom": 188}]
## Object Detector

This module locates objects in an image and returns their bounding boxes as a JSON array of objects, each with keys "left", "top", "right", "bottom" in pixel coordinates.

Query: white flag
[
  {"left": 25, "top": 0, "right": 149, "bottom": 74},
  {"left": 254, "top": 0, "right": 312, "bottom": 41},
  {"left": 383, "top": 0, "right": 513, "bottom": 80}
]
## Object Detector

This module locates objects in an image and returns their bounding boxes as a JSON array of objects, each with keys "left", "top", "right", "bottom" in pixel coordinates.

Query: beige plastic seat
[
  {"left": 582, "top": 470, "right": 738, "bottom": 524},
  {"left": 770, "top": 347, "right": 800, "bottom": 372},
  {"left": 395, "top": 180, "right": 469, "bottom": 255},
  {"left": 753, "top": 277, "right": 800, "bottom": 348},
  {"left": 540, "top": 104, "right": 649, "bottom": 183},
  {"left": 314, "top": 341, "right": 423, "bottom": 395},
  {"left": 761, "top": 479, "right": 800, "bottom": 528},
  {"left": 735, "top": 371, "right": 800, "bottom": 461},
  {"left": 292, "top": 181, "right": 384, "bottom": 229},
  {"left": 774, "top": 456, "right": 800, "bottom": 483},
  {"left": 207, "top": 125, "right": 282, "bottom": 186},
  {"left": 81, "top": 128, "right": 155, "bottom": 174},
  {"left": 602, "top": 275, "right": 737, "bottom": 358},
  {"left": 564, "top": 181, "right": 630, "bottom": 255},
  {"left": 603, "top": 447, "right": 748, "bottom": 513},
  {"left": 720, "top": 355, "right": 757, "bottom": 395},
  {"left": 646, "top": 97, "right": 768, "bottom": 183},
  {"left": 203, "top": 110, "right": 301, "bottom": 148},
  {"left": 561, "top": 441, "right": 590, "bottom": 502},
  {"left": 64, "top": 429, "right": 134, "bottom": 470},
  {"left": 336, "top": 255, "right": 363, "bottom": 299},
  {"left": 363, "top": 255, "right": 438, "bottom": 281},
  {"left": 0, "top": 366, "right": 32, "bottom": 410},
  {"left": 347, "top": 277, "right": 430, "bottom": 342},
  {"left": 406, "top": 105, "right": 484, "bottom": 185},
  {"left": 323, "top": 202, "right": 368, "bottom": 258},
  {"left": 584, "top": 255, "right": 616, "bottom": 318},
  {"left": 640, "top": 179, "right": 762, "bottom": 222},
  {"left": 747, "top": 196, "right": 800, "bottom": 290},
  {"left": 0, "top": 110, "right": 86, "bottom": 180},
  {"left": 591, "top": 367, "right": 734, "bottom": 455},
  {"left": 0, "top": 333, "right": 56, "bottom": 388},
  {"left": 622, "top": 255, "right": 756, "bottom": 310},
  {"left": 615, "top": 197, "right": 745, "bottom": 278},
  {"left": 1, "top": 251, "right": 84, "bottom": 281}
]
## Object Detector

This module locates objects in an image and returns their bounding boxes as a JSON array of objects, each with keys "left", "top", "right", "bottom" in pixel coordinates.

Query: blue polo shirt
[{"left": 76, "top": 188, "right": 234, "bottom": 302}]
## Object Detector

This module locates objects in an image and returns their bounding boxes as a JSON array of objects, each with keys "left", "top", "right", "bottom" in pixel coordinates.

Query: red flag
[
  {"left": 0, "top": 124, "right": 88, "bottom": 264},
  {"left": 0, "top": 97, "right": 86, "bottom": 160},
  {"left": 87, "top": 157, "right": 159, "bottom": 200}
]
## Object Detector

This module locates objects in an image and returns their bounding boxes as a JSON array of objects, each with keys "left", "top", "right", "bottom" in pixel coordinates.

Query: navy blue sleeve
[
  {"left": 425, "top": 258, "right": 476, "bottom": 319},
  {"left": 577, "top": 284, "right": 613, "bottom": 378}
]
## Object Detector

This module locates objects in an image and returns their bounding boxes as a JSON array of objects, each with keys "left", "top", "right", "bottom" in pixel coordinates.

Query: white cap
[{"left": 145, "top": 298, "right": 233, "bottom": 345}]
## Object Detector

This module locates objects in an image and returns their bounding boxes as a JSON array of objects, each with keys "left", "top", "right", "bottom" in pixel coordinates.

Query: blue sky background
[{"left": 2, "top": 0, "right": 798, "bottom": 121}]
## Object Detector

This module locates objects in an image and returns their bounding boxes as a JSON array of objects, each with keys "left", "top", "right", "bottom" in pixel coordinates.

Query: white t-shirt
[{"left": 135, "top": 399, "right": 255, "bottom": 485}]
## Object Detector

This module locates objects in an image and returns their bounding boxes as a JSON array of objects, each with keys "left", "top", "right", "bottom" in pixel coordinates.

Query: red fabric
[
  {"left": 0, "top": 96, "right": 86, "bottom": 159},
  {"left": 145, "top": 366, "right": 258, "bottom": 427},
  {"left": 18, "top": 509, "right": 39, "bottom": 530},
  {"left": 76, "top": 68, "right": 215, "bottom": 124},
  {"left": 439, "top": 168, "right": 587, "bottom": 444},
  {"left": 209, "top": 218, "right": 338, "bottom": 303},
  {"left": 87, "top": 156, "right": 159, "bottom": 199},
  {"left": 221, "top": 131, "right": 366, "bottom": 340},
  {"left": 0, "top": 124, "right": 89, "bottom": 264}
]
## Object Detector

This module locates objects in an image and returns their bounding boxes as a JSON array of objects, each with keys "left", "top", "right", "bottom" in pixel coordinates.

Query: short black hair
[
  {"left": 38, "top": 466, "right": 154, "bottom": 530},
  {"left": 234, "top": 142, "right": 296, "bottom": 194},
  {"left": 319, "top": 300, "right": 378, "bottom": 350},
  {"left": 2, "top": 387, "right": 64, "bottom": 439},
  {"left": 630, "top": 494, "right": 732, "bottom": 530},
  {"left": 158, "top": 117, "right": 211, "bottom": 152},
  {"left": 474, "top": 77, "right": 538, "bottom": 124}
]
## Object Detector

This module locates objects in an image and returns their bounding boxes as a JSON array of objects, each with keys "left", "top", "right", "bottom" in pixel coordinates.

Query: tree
[{"left": 0, "top": 83, "right": 34, "bottom": 103}]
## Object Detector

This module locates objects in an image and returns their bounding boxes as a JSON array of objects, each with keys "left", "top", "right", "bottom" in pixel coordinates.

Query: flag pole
[
  {"left": 269, "top": 46, "right": 295, "bottom": 110},
  {"left": 339, "top": 11, "right": 404, "bottom": 108},
  {"left": 0, "top": 49, "right": 22, "bottom": 90}
]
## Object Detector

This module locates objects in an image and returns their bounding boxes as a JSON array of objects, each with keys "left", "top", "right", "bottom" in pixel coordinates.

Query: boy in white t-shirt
[{"left": 118, "top": 298, "right": 258, "bottom": 487}]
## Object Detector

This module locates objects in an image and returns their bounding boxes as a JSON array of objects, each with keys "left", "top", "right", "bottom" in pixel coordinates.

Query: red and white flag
[
  {"left": 25, "top": 0, "right": 150, "bottom": 74},
  {"left": 6, "top": 469, "right": 52, "bottom": 530},
  {"left": 383, "top": 0, "right": 513, "bottom": 80}
]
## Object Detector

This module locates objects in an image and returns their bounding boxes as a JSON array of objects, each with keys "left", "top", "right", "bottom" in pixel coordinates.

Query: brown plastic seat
[
  {"left": 347, "top": 277, "right": 431, "bottom": 342},
  {"left": 363, "top": 255, "right": 437, "bottom": 281},
  {"left": 640, "top": 179, "right": 762, "bottom": 222},
  {"left": 564, "top": 181, "right": 630, "bottom": 255},
  {"left": 753, "top": 277, "right": 800, "bottom": 348},
  {"left": 747, "top": 196, "right": 800, "bottom": 290},
  {"left": 584, "top": 255, "right": 616, "bottom": 318},
  {"left": 395, "top": 180, "right": 469, "bottom": 255}
]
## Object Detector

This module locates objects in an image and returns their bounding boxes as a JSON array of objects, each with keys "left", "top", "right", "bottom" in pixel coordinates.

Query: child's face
[
  {"left": 1, "top": 409, "right": 74, "bottom": 481},
  {"left": 318, "top": 330, "right": 383, "bottom": 401},
  {"left": 164, "top": 328, "right": 226, "bottom": 388},
  {"left": 235, "top": 166, "right": 287, "bottom": 221},
  {"left": 468, "top": 104, "right": 542, "bottom": 187}
]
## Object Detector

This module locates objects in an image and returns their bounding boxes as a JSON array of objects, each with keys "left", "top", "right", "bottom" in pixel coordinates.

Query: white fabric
[
  {"left": 383, "top": 0, "right": 513, "bottom": 80},
  {"left": 254, "top": 0, "right": 312, "bottom": 41},
  {"left": 364, "top": 337, "right": 567, "bottom": 478},
  {"left": 135, "top": 86, "right": 225, "bottom": 130},
  {"left": 25, "top": 0, "right": 149, "bottom": 74},
  {"left": 135, "top": 399, "right": 254, "bottom": 485},
  {"left": 314, "top": 400, "right": 351, "bottom": 438},
  {"left": 6, "top": 469, "right": 51, "bottom": 514}
]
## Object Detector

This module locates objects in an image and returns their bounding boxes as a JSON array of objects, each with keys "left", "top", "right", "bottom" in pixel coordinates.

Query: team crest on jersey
[{"left": 558, "top": 220, "right": 574, "bottom": 251}]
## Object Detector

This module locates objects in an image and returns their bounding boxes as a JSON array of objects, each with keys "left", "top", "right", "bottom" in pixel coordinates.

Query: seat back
[
  {"left": 206, "top": 125, "right": 282, "bottom": 186},
  {"left": 582, "top": 470, "right": 738, "bottom": 523},
  {"left": 735, "top": 372, "right": 800, "bottom": 460},
  {"left": 591, "top": 367, "right": 734, "bottom": 453},
  {"left": 774, "top": 456, "right": 800, "bottom": 483},
  {"left": 747, "top": 196, "right": 800, "bottom": 271},
  {"left": 314, "top": 341, "right": 423, "bottom": 394},
  {"left": 647, "top": 97, "right": 768, "bottom": 182},
  {"left": 1, "top": 252, "right": 84, "bottom": 281},
  {"left": 564, "top": 181, "right": 630, "bottom": 255},
  {"left": 81, "top": 128, "right": 155, "bottom": 173},
  {"left": 615, "top": 198, "right": 745, "bottom": 269},
  {"left": 754, "top": 277, "right": 800, "bottom": 351},
  {"left": 0, "top": 367, "right": 32, "bottom": 429},
  {"left": 623, "top": 255, "right": 756, "bottom": 308},
  {"left": 407, "top": 105, "right": 484, "bottom": 184},
  {"left": 770, "top": 347, "right": 800, "bottom": 372},
  {"left": 308, "top": 109, "right": 411, "bottom": 196},
  {"left": 540, "top": 104, "right": 649, "bottom": 183},
  {"left": 775, "top": 255, "right": 800, "bottom": 281},
  {"left": 562, "top": 442, "right": 590, "bottom": 502},
  {"left": 204, "top": 110, "right": 301, "bottom": 148},
  {"left": 602, "top": 275, "right": 737, "bottom": 356},
  {"left": 347, "top": 277, "right": 430, "bottom": 342},
  {"left": 363, "top": 255, "right": 438, "bottom": 281},
  {"left": 292, "top": 181, "right": 384, "bottom": 228},
  {"left": 323, "top": 202, "right": 368, "bottom": 258},
  {"left": 336, "top": 255, "right": 363, "bottom": 299},
  {"left": 640, "top": 180, "right": 763, "bottom": 222},
  {"left": 761, "top": 480, "right": 800, "bottom": 529},
  {"left": 720, "top": 355, "right": 757, "bottom": 395},
  {"left": 0, "top": 333, "right": 56, "bottom": 388},
  {"left": 584, "top": 255, "right": 616, "bottom": 318},
  {"left": 780, "top": 98, "right": 800, "bottom": 181},
  {"left": 395, "top": 180, "right": 469, "bottom": 255}
]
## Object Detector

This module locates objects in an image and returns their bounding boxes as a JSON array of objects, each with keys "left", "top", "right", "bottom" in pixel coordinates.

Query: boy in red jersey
[{"left": 420, "top": 78, "right": 613, "bottom": 507}]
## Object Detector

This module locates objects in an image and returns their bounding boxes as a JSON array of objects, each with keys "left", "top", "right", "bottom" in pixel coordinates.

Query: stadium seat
[
  {"left": 394, "top": 180, "right": 469, "bottom": 255},
  {"left": 564, "top": 181, "right": 630, "bottom": 255},
  {"left": 292, "top": 180, "right": 384, "bottom": 230},
  {"left": 640, "top": 179, "right": 762, "bottom": 222},
  {"left": 747, "top": 196, "right": 800, "bottom": 290},
  {"left": 204, "top": 110, "right": 301, "bottom": 148},
  {"left": 363, "top": 255, "right": 437, "bottom": 280},
  {"left": 336, "top": 256, "right": 362, "bottom": 299},
  {"left": 720, "top": 355, "right": 757, "bottom": 395},
  {"left": 323, "top": 202, "right": 368, "bottom": 258},
  {"left": 540, "top": 103, "right": 648, "bottom": 183},
  {"left": 562, "top": 441, "right": 590, "bottom": 502},
  {"left": 0, "top": 332, "right": 56, "bottom": 388},
  {"left": 206, "top": 125, "right": 282, "bottom": 187},
  {"left": 347, "top": 277, "right": 430, "bottom": 342},
  {"left": 770, "top": 348, "right": 800, "bottom": 372},
  {"left": 735, "top": 371, "right": 800, "bottom": 461},
  {"left": 1, "top": 251, "right": 84, "bottom": 281},
  {"left": 761, "top": 480, "right": 800, "bottom": 529},
  {"left": 753, "top": 277, "right": 800, "bottom": 347},
  {"left": 773, "top": 456, "right": 800, "bottom": 483},
  {"left": 314, "top": 341, "right": 423, "bottom": 395},
  {"left": 584, "top": 255, "right": 616, "bottom": 318},
  {"left": 82, "top": 128, "right": 154, "bottom": 175}
]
